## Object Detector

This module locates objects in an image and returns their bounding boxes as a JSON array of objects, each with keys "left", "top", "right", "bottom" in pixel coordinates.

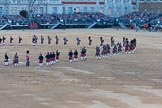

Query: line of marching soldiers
[
  {"left": 3, "top": 47, "right": 87, "bottom": 67},
  {"left": 41, "top": 50, "right": 60, "bottom": 66},
  {"left": 95, "top": 37, "right": 137, "bottom": 59},
  {"left": 0, "top": 35, "right": 92, "bottom": 46},
  {"left": 0, "top": 36, "right": 22, "bottom": 46},
  {"left": 4, "top": 50, "right": 60, "bottom": 67},
  {"left": 32, "top": 35, "right": 91, "bottom": 46},
  {"left": 32, "top": 35, "right": 71, "bottom": 46},
  {"left": 123, "top": 37, "right": 136, "bottom": 54},
  {"left": 68, "top": 47, "right": 87, "bottom": 62},
  {"left": 0, "top": 35, "right": 136, "bottom": 52}
]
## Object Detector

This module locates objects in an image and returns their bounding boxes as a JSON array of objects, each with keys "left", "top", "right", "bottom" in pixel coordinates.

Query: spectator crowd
[{"left": 0, "top": 12, "right": 161, "bottom": 30}]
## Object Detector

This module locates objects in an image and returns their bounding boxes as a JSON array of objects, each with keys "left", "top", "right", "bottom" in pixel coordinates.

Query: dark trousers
[{"left": 26, "top": 61, "right": 30, "bottom": 66}]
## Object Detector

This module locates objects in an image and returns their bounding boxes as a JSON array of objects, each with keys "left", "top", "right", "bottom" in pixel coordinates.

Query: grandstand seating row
[{"left": 0, "top": 12, "right": 162, "bottom": 30}]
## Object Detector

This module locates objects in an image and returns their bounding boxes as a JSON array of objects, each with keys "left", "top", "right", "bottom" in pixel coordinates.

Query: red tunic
[{"left": 26, "top": 55, "right": 30, "bottom": 62}]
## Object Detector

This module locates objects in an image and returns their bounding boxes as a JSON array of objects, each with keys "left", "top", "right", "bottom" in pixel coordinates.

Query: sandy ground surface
[{"left": 0, "top": 28, "right": 162, "bottom": 108}]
